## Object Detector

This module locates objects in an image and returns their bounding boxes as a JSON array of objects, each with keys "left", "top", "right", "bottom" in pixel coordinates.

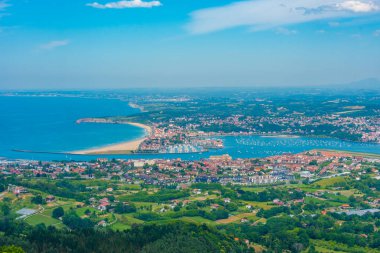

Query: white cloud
[
  {"left": 374, "top": 29, "right": 380, "bottom": 36},
  {"left": 187, "top": 0, "right": 380, "bottom": 34},
  {"left": 86, "top": 0, "right": 162, "bottom": 9},
  {"left": 337, "top": 0, "right": 379, "bottom": 12},
  {"left": 39, "top": 40, "right": 70, "bottom": 50}
]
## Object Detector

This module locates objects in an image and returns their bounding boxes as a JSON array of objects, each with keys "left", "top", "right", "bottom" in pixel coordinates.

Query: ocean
[
  {"left": 0, "top": 96, "right": 144, "bottom": 160},
  {"left": 1, "top": 95, "right": 380, "bottom": 161}
]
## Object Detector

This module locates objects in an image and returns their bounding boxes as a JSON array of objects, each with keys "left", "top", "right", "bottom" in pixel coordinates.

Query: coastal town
[
  {"left": 1, "top": 150, "right": 379, "bottom": 187},
  {"left": 118, "top": 92, "right": 380, "bottom": 146},
  {"left": 1, "top": 149, "right": 380, "bottom": 252},
  {"left": 73, "top": 112, "right": 380, "bottom": 156},
  {"left": 159, "top": 113, "right": 380, "bottom": 143},
  {"left": 1, "top": 90, "right": 380, "bottom": 253},
  {"left": 2, "top": 0, "right": 380, "bottom": 250}
]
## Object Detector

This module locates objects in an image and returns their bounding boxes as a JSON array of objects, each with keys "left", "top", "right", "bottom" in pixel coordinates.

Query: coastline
[
  {"left": 260, "top": 134, "right": 300, "bottom": 138},
  {"left": 72, "top": 121, "right": 152, "bottom": 155}
]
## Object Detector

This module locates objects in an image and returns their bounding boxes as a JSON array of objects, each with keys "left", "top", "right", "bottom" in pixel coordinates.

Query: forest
[{"left": 0, "top": 218, "right": 247, "bottom": 253}]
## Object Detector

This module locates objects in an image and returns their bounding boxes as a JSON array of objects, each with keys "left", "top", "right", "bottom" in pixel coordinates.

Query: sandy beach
[{"left": 72, "top": 122, "right": 152, "bottom": 155}]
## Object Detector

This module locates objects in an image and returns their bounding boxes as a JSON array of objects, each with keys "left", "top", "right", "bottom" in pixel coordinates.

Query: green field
[
  {"left": 312, "top": 177, "right": 347, "bottom": 187},
  {"left": 312, "top": 240, "right": 380, "bottom": 253},
  {"left": 240, "top": 187, "right": 266, "bottom": 192},
  {"left": 110, "top": 222, "right": 131, "bottom": 231},
  {"left": 178, "top": 216, "right": 217, "bottom": 225},
  {"left": 304, "top": 197, "right": 342, "bottom": 207},
  {"left": 243, "top": 201, "right": 274, "bottom": 210},
  {"left": 25, "top": 214, "right": 61, "bottom": 227}
]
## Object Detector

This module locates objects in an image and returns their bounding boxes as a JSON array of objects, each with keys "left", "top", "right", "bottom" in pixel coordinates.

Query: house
[
  {"left": 97, "top": 220, "right": 107, "bottom": 227},
  {"left": 8, "top": 185, "right": 28, "bottom": 195},
  {"left": 224, "top": 198, "right": 231, "bottom": 203},
  {"left": 273, "top": 199, "right": 284, "bottom": 206},
  {"left": 97, "top": 198, "right": 110, "bottom": 211},
  {"left": 211, "top": 204, "right": 220, "bottom": 209},
  {"left": 193, "top": 188, "right": 202, "bottom": 195},
  {"left": 293, "top": 198, "right": 304, "bottom": 204},
  {"left": 89, "top": 197, "right": 96, "bottom": 205},
  {"left": 98, "top": 203, "right": 109, "bottom": 211},
  {"left": 300, "top": 171, "right": 312, "bottom": 178},
  {"left": 45, "top": 195, "right": 55, "bottom": 202},
  {"left": 171, "top": 200, "right": 180, "bottom": 205},
  {"left": 99, "top": 198, "right": 110, "bottom": 205}
]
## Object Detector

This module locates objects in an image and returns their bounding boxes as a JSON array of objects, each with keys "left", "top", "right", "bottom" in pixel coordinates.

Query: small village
[
  {"left": 141, "top": 114, "right": 380, "bottom": 149},
  {"left": 1, "top": 150, "right": 379, "bottom": 232},
  {"left": 2, "top": 150, "right": 378, "bottom": 186}
]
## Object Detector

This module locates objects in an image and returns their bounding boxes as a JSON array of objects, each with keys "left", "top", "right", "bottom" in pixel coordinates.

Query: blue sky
[{"left": 0, "top": 0, "right": 380, "bottom": 89}]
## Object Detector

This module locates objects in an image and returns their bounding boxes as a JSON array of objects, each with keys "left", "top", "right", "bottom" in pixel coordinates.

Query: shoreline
[
  {"left": 71, "top": 121, "right": 152, "bottom": 155},
  {"left": 260, "top": 134, "right": 300, "bottom": 138}
]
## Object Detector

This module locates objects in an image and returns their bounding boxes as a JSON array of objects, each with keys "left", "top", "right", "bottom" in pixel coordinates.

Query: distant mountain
[{"left": 332, "top": 78, "right": 380, "bottom": 90}]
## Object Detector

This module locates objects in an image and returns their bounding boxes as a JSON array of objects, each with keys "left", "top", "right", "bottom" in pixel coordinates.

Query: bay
[
  {"left": 1, "top": 96, "right": 379, "bottom": 161},
  {"left": 0, "top": 96, "right": 144, "bottom": 159}
]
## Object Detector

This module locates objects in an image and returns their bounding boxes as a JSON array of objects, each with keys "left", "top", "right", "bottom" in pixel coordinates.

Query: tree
[
  {"left": 307, "top": 245, "right": 318, "bottom": 253},
  {"left": 0, "top": 221, "right": 246, "bottom": 253},
  {"left": 349, "top": 195, "right": 356, "bottom": 204},
  {"left": 62, "top": 212, "right": 94, "bottom": 230},
  {"left": 31, "top": 195, "right": 45, "bottom": 205},
  {"left": 0, "top": 246, "right": 25, "bottom": 253},
  {"left": 225, "top": 203, "right": 238, "bottom": 212},
  {"left": 52, "top": 207, "right": 64, "bottom": 219},
  {"left": 152, "top": 164, "right": 159, "bottom": 171},
  {"left": 114, "top": 203, "right": 137, "bottom": 214},
  {"left": 110, "top": 175, "right": 120, "bottom": 180},
  {"left": 1, "top": 204, "right": 11, "bottom": 216},
  {"left": 309, "top": 160, "right": 318, "bottom": 166}
]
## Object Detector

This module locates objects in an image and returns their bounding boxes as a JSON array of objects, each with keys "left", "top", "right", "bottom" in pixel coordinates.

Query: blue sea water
[
  {"left": 0, "top": 96, "right": 144, "bottom": 160},
  {"left": 1, "top": 96, "right": 380, "bottom": 161}
]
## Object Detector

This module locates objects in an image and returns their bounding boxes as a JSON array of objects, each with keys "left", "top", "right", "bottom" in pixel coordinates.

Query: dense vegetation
[
  {"left": 0, "top": 219, "right": 247, "bottom": 253},
  {"left": 2, "top": 171, "right": 380, "bottom": 252},
  {"left": 223, "top": 212, "right": 380, "bottom": 253}
]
